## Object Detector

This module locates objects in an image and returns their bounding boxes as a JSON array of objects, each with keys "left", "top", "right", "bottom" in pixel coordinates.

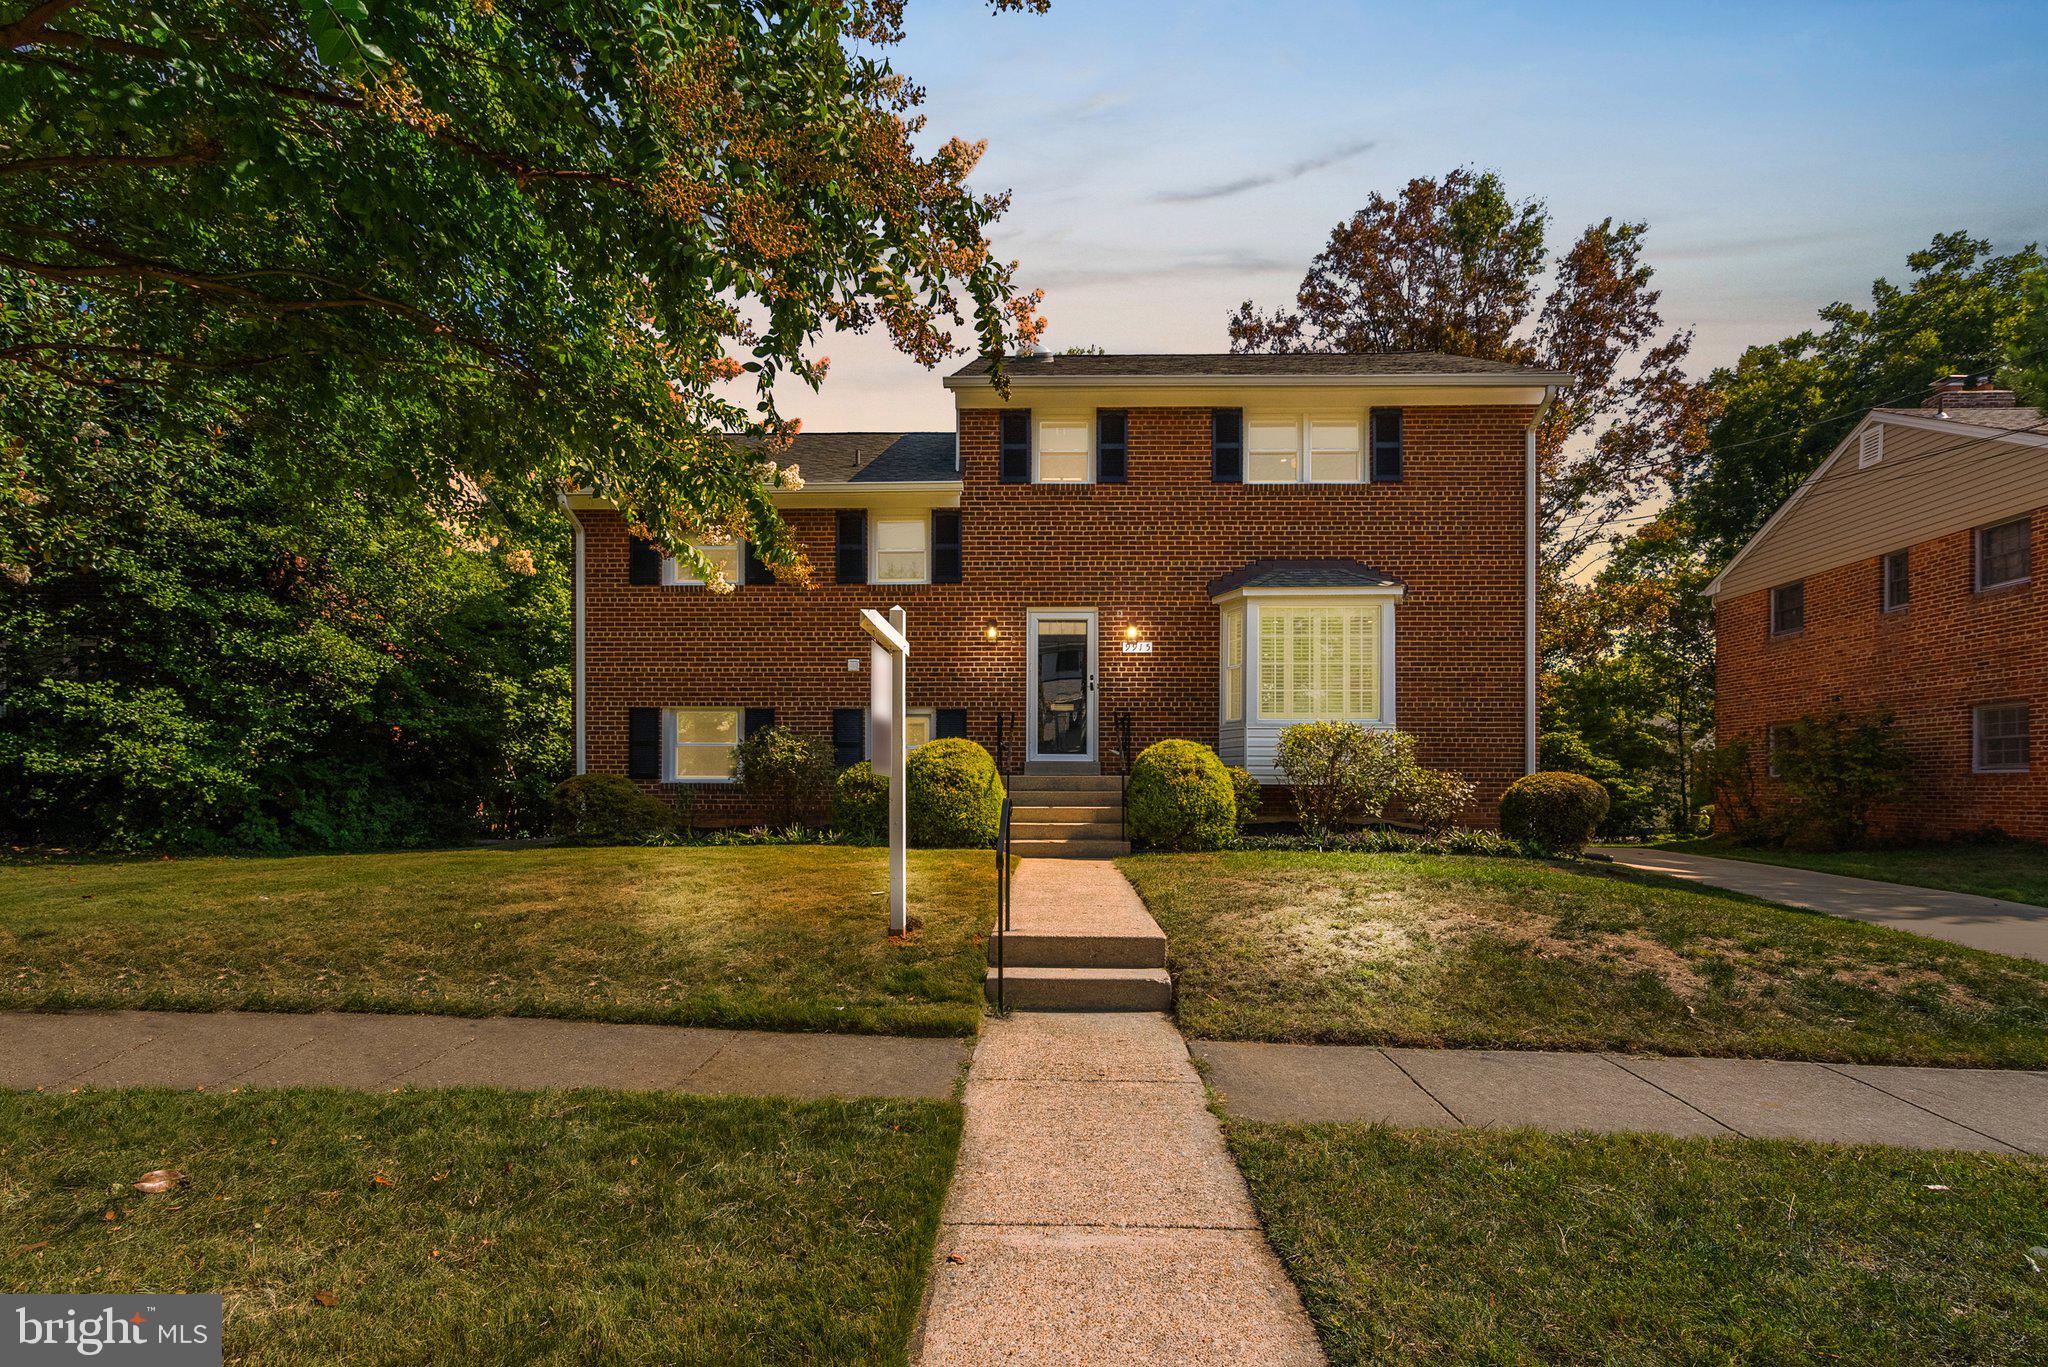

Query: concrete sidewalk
[
  {"left": 0, "top": 1009, "right": 967, "bottom": 1100},
  {"left": 913, "top": 1013, "right": 1324, "bottom": 1366},
  {"left": 1196, "top": 1040, "right": 2048, "bottom": 1154},
  {"left": 1595, "top": 846, "right": 2048, "bottom": 963}
]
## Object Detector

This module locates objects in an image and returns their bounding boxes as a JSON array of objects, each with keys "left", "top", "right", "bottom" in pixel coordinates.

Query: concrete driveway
[{"left": 1595, "top": 846, "right": 2048, "bottom": 963}]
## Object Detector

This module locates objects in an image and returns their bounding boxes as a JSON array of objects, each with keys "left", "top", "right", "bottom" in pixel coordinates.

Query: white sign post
[{"left": 860, "top": 605, "right": 910, "bottom": 935}]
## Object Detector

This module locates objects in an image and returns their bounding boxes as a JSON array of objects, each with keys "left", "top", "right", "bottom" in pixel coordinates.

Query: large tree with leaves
[
  {"left": 1, "top": 0, "right": 1046, "bottom": 584},
  {"left": 1230, "top": 168, "right": 1715, "bottom": 571}
]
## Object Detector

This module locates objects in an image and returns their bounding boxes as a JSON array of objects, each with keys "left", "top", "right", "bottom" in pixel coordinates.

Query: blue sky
[{"left": 780, "top": 0, "right": 2048, "bottom": 430}]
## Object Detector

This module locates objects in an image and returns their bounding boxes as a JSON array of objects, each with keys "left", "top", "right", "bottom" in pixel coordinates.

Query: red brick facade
[
  {"left": 1714, "top": 509, "right": 2045, "bottom": 841},
  {"left": 574, "top": 402, "right": 1538, "bottom": 825}
]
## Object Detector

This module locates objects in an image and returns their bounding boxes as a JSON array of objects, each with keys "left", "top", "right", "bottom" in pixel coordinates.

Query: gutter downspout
[
  {"left": 560, "top": 497, "right": 588, "bottom": 776},
  {"left": 1524, "top": 392, "right": 1556, "bottom": 775}
]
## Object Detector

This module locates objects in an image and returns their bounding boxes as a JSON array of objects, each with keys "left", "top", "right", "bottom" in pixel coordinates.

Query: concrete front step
[
  {"left": 1010, "top": 802, "right": 1121, "bottom": 823},
  {"left": 1006, "top": 774, "right": 1125, "bottom": 795},
  {"left": 990, "top": 929, "right": 1167, "bottom": 969},
  {"left": 1011, "top": 838, "right": 1131, "bottom": 857},
  {"left": 1011, "top": 820, "right": 1122, "bottom": 841},
  {"left": 984, "top": 965, "right": 1174, "bottom": 1011}
]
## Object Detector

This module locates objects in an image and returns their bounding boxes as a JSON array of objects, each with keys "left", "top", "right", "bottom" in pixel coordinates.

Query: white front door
[{"left": 1025, "top": 609, "right": 1097, "bottom": 764}]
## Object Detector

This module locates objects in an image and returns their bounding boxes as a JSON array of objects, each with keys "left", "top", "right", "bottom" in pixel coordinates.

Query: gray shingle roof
[
  {"left": 1206, "top": 559, "right": 1405, "bottom": 597},
  {"left": 949, "top": 351, "right": 1561, "bottom": 381},
  {"left": 756, "top": 431, "right": 958, "bottom": 484},
  {"left": 1872, "top": 406, "right": 2047, "bottom": 433}
]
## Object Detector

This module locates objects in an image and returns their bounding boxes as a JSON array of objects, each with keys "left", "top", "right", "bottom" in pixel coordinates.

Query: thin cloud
[
  {"left": 1030, "top": 248, "right": 1297, "bottom": 289},
  {"left": 1153, "top": 139, "right": 1375, "bottom": 204}
]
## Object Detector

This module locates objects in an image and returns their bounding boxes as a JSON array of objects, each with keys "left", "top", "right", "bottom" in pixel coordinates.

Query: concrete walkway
[
  {"left": 914, "top": 1012, "right": 1324, "bottom": 1366},
  {"left": 1196, "top": 1041, "right": 2048, "bottom": 1154},
  {"left": 1595, "top": 846, "right": 2048, "bottom": 963},
  {"left": 0, "top": 1009, "right": 967, "bottom": 1099}
]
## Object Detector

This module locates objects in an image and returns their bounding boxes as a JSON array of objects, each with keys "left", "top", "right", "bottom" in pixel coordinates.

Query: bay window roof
[{"left": 1206, "top": 558, "right": 1404, "bottom": 598}]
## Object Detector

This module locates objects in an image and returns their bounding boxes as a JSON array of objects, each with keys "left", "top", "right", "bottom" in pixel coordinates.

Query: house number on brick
[{"left": 1120, "top": 641, "right": 1154, "bottom": 654}]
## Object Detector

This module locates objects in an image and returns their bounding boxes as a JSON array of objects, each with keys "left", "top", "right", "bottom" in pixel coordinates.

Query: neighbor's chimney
[{"left": 1922, "top": 373, "right": 2017, "bottom": 411}]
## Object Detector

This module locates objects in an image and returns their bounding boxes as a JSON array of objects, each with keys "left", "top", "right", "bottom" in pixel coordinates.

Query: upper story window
[
  {"left": 1769, "top": 581, "right": 1804, "bottom": 636},
  {"left": 1976, "top": 517, "right": 2031, "bottom": 591},
  {"left": 872, "top": 516, "right": 929, "bottom": 584},
  {"left": 1973, "top": 702, "right": 2030, "bottom": 774},
  {"left": 1882, "top": 549, "right": 1910, "bottom": 612},
  {"left": 1246, "top": 419, "right": 1302, "bottom": 483},
  {"left": 665, "top": 539, "right": 741, "bottom": 587},
  {"left": 1035, "top": 418, "right": 1092, "bottom": 483},
  {"left": 1239, "top": 414, "right": 1386, "bottom": 485}
]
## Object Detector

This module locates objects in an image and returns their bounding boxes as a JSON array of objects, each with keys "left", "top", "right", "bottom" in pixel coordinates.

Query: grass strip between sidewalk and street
[{"left": 0, "top": 1087, "right": 961, "bottom": 1366}]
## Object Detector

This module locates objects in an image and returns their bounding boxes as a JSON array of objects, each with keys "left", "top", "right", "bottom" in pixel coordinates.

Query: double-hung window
[
  {"left": 1973, "top": 702, "right": 2030, "bottom": 773},
  {"left": 1765, "top": 723, "right": 1793, "bottom": 777},
  {"left": 1257, "top": 604, "right": 1384, "bottom": 721},
  {"left": 1770, "top": 581, "right": 1804, "bottom": 636},
  {"left": 872, "top": 517, "right": 929, "bottom": 584},
  {"left": 1035, "top": 419, "right": 1092, "bottom": 483},
  {"left": 1243, "top": 415, "right": 1377, "bottom": 484},
  {"left": 1976, "top": 517, "right": 2031, "bottom": 591},
  {"left": 665, "top": 539, "right": 741, "bottom": 587},
  {"left": 1882, "top": 550, "right": 1910, "bottom": 611},
  {"left": 666, "top": 707, "right": 740, "bottom": 782},
  {"left": 1219, "top": 608, "right": 1244, "bottom": 723},
  {"left": 1307, "top": 419, "right": 1363, "bottom": 483},
  {"left": 1246, "top": 419, "right": 1302, "bottom": 483},
  {"left": 903, "top": 709, "right": 935, "bottom": 750}
]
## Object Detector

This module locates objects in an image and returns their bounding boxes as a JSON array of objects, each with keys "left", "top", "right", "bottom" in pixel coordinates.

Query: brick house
[
  {"left": 564, "top": 352, "right": 1567, "bottom": 843},
  {"left": 1706, "top": 377, "right": 2046, "bottom": 841}
]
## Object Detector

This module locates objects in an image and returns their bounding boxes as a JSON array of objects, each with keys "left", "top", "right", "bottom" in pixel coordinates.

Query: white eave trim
[
  {"left": 564, "top": 481, "right": 963, "bottom": 513},
  {"left": 944, "top": 370, "right": 1576, "bottom": 391},
  {"left": 1209, "top": 583, "right": 1407, "bottom": 606}
]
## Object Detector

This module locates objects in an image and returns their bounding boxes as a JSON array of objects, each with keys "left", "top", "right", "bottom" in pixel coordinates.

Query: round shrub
[
  {"left": 549, "top": 774, "right": 676, "bottom": 842},
  {"left": 906, "top": 738, "right": 1003, "bottom": 848},
  {"left": 1499, "top": 771, "right": 1610, "bottom": 856},
  {"left": 1226, "top": 765, "right": 1261, "bottom": 834},
  {"left": 1399, "top": 766, "right": 1475, "bottom": 838},
  {"left": 832, "top": 762, "right": 888, "bottom": 842},
  {"left": 1127, "top": 740, "right": 1236, "bottom": 851}
]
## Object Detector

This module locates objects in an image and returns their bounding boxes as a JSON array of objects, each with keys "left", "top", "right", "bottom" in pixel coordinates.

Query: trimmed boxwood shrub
[
  {"left": 1226, "top": 765, "right": 1261, "bottom": 835},
  {"left": 1499, "top": 771, "right": 1610, "bottom": 856},
  {"left": 1127, "top": 740, "right": 1236, "bottom": 851},
  {"left": 549, "top": 774, "right": 677, "bottom": 842},
  {"left": 906, "top": 738, "right": 1003, "bottom": 848},
  {"left": 832, "top": 762, "right": 888, "bottom": 842}
]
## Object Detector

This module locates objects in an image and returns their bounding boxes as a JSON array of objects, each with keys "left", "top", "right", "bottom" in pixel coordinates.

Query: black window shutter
[
  {"left": 741, "top": 540, "right": 772, "bottom": 586},
  {"left": 932, "top": 510, "right": 963, "bottom": 583},
  {"left": 1211, "top": 409, "right": 1243, "bottom": 484},
  {"left": 627, "top": 708, "right": 661, "bottom": 779},
  {"left": 1096, "top": 410, "right": 1127, "bottom": 484},
  {"left": 835, "top": 510, "right": 868, "bottom": 585},
  {"left": 935, "top": 708, "right": 967, "bottom": 740},
  {"left": 832, "top": 708, "right": 865, "bottom": 768},
  {"left": 1370, "top": 408, "right": 1404, "bottom": 483},
  {"left": 999, "top": 410, "right": 1031, "bottom": 484},
  {"left": 628, "top": 536, "right": 662, "bottom": 585},
  {"left": 743, "top": 707, "right": 776, "bottom": 738}
]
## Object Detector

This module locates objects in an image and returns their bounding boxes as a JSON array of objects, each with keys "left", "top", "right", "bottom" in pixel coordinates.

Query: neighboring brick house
[
  {"left": 1707, "top": 377, "right": 2046, "bottom": 841},
  {"left": 564, "top": 351, "right": 1567, "bottom": 831}
]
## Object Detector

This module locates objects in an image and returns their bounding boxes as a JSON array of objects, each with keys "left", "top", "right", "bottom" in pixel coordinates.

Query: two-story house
[
  {"left": 564, "top": 351, "right": 1567, "bottom": 846},
  {"left": 1707, "top": 376, "right": 2046, "bottom": 841}
]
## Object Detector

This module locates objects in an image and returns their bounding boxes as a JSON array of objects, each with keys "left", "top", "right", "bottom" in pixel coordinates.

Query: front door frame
[{"left": 1024, "top": 607, "right": 1098, "bottom": 765}]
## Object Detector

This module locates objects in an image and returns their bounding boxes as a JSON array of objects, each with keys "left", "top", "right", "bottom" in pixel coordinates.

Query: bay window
[
  {"left": 1220, "top": 608, "right": 1244, "bottom": 723},
  {"left": 1258, "top": 604, "right": 1385, "bottom": 721}
]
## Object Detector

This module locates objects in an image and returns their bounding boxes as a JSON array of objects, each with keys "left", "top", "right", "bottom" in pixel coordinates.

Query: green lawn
[
  {"left": 1659, "top": 837, "right": 2048, "bottom": 908},
  {"left": 1121, "top": 852, "right": 2048, "bottom": 1067},
  {"left": 0, "top": 846, "right": 992, "bottom": 1035},
  {"left": 0, "top": 1087, "right": 959, "bottom": 1365},
  {"left": 1227, "top": 1122, "right": 2048, "bottom": 1365}
]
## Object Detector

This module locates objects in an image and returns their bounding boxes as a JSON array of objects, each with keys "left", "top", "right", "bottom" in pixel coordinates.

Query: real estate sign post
[{"left": 861, "top": 606, "right": 911, "bottom": 934}]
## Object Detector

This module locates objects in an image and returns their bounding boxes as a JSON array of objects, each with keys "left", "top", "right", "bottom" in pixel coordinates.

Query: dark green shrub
[
  {"left": 1240, "top": 827, "right": 1530, "bottom": 858},
  {"left": 1776, "top": 708, "right": 1911, "bottom": 850},
  {"left": 906, "top": 738, "right": 1003, "bottom": 847},
  {"left": 549, "top": 774, "right": 676, "bottom": 841},
  {"left": 1499, "top": 771, "right": 1610, "bottom": 856},
  {"left": 734, "top": 725, "right": 833, "bottom": 827},
  {"left": 1127, "top": 740, "right": 1235, "bottom": 851},
  {"left": 832, "top": 762, "right": 888, "bottom": 842},
  {"left": 1700, "top": 737, "right": 1777, "bottom": 844},
  {"left": 1227, "top": 765, "right": 1261, "bottom": 835}
]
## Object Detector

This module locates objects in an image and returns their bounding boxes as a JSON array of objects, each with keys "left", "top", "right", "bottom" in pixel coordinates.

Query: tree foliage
[{"left": 1229, "top": 168, "right": 1716, "bottom": 569}]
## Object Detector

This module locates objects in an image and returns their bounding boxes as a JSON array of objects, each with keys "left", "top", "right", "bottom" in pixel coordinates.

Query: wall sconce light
[
  {"left": 1123, "top": 624, "right": 1141, "bottom": 641},
  {"left": 984, "top": 625, "right": 1000, "bottom": 640}
]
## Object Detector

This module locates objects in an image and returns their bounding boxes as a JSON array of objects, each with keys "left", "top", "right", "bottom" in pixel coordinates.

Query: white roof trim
[
  {"left": 944, "top": 371, "right": 1574, "bottom": 391},
  {"left": 1703, "top": 409, "right": 2045, "bottom": 598},
  {"left": 1210, "top": 584, "right": 1408, "bottom": 606}
]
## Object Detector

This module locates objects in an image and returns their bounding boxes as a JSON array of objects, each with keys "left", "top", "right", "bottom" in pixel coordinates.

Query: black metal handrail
[
  {"left": 1115, "top": 711, "right": 1135, "bottom": 842},
  {"left": 992, "top": 796, "right": 1012, "bottom": 1011},
  {"left": 993, "top": 713, "right": 1011, "bottom": 774}
]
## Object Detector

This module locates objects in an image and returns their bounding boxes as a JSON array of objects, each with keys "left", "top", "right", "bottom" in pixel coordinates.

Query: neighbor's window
[
  {"left": 1973, "top": 702, "right": 2030, "bottom": 773},
  {"left": 904, "top": 709, "right": 935, "bottom": 750},
  {"left": 1770, "top": 581, "right": 1804, "bottom": 635},
  {"left": 1036, "top": 419, "right": 1091, "bottom": 483},
  {"left": 1246, "top": 419, "right": 1302, "bottom": 483},
  {"left": 1766, "top": 723, "right": 1793, "bottom": 778},
  {"left": 665, "top": 539, "right": 741, "bottom": 587},
  {"left": 666, "top": 707, "right": 740, "bottom": 781},
  {"left": 1882, "top": 549, "right": 1910, "bottom": 611},
  {"left": 1306, "top": 418, "right": 1363, "bottom": 483},
  {"left": 1258, "top": 604, "right": 1383, "bottom": 721},
  {"left": 1976, "top": 517, "right": 2031, "bottom": 591},
  {"left": 872, "top": 517, "right": 929, "bottom": 584},
  {"left": 1220, "top": 607, "right": 1244, "bottom": 723}
]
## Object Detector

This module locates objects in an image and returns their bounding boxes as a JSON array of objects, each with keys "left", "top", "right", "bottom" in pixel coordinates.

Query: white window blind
[
  {"left": 1307, "top": 419, "right": 1363, "bottom": 483},
  {"left": 1036, "top": 420, "right": 1091, "bottom": 483},
  {"left": 1257, "top": 605, "right": 1382, "bottom": 720},
  {"left": 873, "top": 517, "right": 929, "bottom": 584},
  {"left": 1246, "top": 420, "right": 1301, "bottom": 483}
]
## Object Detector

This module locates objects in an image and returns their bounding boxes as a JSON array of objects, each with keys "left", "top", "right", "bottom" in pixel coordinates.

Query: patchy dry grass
[
  {"left": 0, "top": 847, "right": 991, "bottom": 1035},
  {"left": 1121, "top": 852, "right": 2048, "bottom": 1066},
  {"left": 1660, "top": 837, "right": 2048, "bottom": 908}
]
